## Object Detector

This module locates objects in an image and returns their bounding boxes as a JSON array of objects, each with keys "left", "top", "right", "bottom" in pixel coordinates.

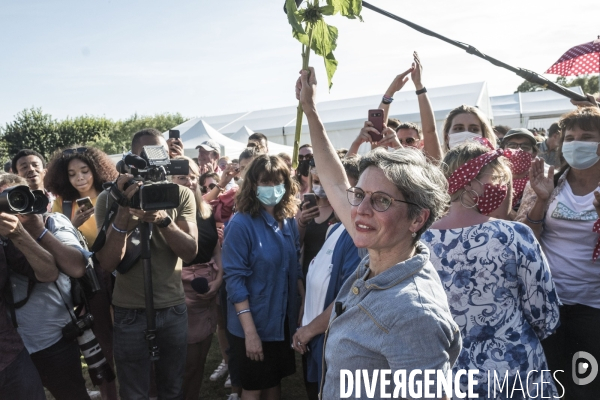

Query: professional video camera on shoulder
[
  {"left": 111, "top": 145, "right": 189, "bottom": 210},
  {"left": 0, "top": 185, "right": 49, "bottom": 214}
]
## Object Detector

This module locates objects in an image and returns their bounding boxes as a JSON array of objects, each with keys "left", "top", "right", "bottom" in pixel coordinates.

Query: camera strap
[
  {"left": 90, "top": 199, "right": 119, "bottom": 254},
  {"left": 54, "top": 281, "right": 78, "bottom": 324}
]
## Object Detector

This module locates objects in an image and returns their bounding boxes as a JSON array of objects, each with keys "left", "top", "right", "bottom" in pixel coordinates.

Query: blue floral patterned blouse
[{"left": 422, "top": 220, "right": 560, "bottom": 399}]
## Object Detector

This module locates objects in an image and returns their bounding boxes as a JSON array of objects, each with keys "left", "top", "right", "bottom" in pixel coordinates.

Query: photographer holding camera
[
  {"left": 95, "top": 128, "right": 198, "bottom": 399},
  {"left": 0, "top": 173, "right": 93, "bottom": 400},
  {"left": 0, "top": 177, "right": 58, "bottom": 399}
]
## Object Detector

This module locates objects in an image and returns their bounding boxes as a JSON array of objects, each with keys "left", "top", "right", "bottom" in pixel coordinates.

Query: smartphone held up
[{"left": 368, "top": 109, "right": 384, "bottom": 142}]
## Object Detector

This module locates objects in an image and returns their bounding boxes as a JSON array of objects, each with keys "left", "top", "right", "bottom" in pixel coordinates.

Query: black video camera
[
  {"left": 114, "top": 146, "right": 189, "bottom": 210},
  {"left": 0, "top": 185, "right": 49, "bottom": 214}
]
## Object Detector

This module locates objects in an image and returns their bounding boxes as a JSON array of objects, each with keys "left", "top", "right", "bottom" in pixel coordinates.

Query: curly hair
[
  {"left": 236, "top": 154, "right": 298, "bottom": 221},
  {"left": 44, "top": 146, "right": 118, "bottom": 201}
]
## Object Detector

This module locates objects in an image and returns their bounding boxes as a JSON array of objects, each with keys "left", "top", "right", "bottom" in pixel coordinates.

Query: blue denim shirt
[
  {"left": 223, "top": 210, "right": 302, "bottom": 341},
  {"left": 320, "top": 243, "right": 461, "bottom": 399}
]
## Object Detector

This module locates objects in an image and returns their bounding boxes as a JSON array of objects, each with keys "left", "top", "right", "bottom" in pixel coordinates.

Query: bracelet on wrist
[
  {"left": 236, "top": 309, "right": 251, "bottom": 316},
  {"left": 526, "top": 212, "right": 545, "bottom": 224},
  {"left": 415, "top": 87, "right": 427, "bottom": 95},
  {"left": 36, "top": 228, "right": 49, "bottom": 242},
  {"left": 381, "top": 95, "right": 394, "bottom": 105},
  {"left": 111, "top": 223, "right": 128, "bottom": 234}
]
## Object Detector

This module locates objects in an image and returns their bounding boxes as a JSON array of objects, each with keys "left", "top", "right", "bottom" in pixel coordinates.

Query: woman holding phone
[{"left": 44, "top": 146, "right": 119, "bottom": 400}]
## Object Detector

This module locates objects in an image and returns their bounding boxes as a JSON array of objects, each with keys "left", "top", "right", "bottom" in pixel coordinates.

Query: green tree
[
  {"left": 0, "top": 108, "right": 116, "bottom": 161},
  {"left": 96, "top": 112, "right": 188, "bottom": 155},
  {"left": 1, "top": 108, "right": 59, "bottom": 161},
  {"left": 515, "top": 74, "right": 599, "bottom": 94}
]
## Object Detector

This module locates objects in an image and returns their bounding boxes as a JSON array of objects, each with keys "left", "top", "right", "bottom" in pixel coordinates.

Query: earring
[
  {"left": 460, "top": 189, "right": 479, "bottom": 209},
  {"left": 411, "top": 231, "right": 416, "bottom": 238}
]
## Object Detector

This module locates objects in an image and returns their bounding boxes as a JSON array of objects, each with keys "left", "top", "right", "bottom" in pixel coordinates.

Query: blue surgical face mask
[
  {"left": 562, "top": 141, "right": 600, "bottom": 170},
  {"left": 256, "top": 184, "right": 286, "bottom": 206},
  {"left": 312, "top": 184, "right": 327, "bottom": 198}
]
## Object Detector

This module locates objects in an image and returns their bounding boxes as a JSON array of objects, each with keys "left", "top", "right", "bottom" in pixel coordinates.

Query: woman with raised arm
[
  {"left": 347, "top": 52, "right": 443, "bottom": 163},
  {"left": 296, "top": 68, "right": 460, "bottom": 399},
  {"left": 516, "top": 106, "right": 600, "bottom": 398}
]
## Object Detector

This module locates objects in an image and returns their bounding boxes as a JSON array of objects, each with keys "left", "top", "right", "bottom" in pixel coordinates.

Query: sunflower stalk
[
  {"left": 285, "top": 0, "right": 362, "bottom": 168},
  {"left": 292, "top": 25, "right": 314, "bottom": 169}
]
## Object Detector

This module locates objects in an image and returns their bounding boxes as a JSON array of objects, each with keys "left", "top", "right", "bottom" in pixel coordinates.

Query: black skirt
[{"left": 228, "top": 318, "right": 296, "bottom": 391}]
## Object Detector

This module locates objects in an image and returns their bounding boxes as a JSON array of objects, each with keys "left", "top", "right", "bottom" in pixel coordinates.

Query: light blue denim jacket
[{"left": 320, "top": 243, "right": 461, "bottom": 399}]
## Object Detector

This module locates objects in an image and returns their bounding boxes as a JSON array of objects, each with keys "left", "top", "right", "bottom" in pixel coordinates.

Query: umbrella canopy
[{"left": 545, "top": 38, "right": 600, "bottom": 76}]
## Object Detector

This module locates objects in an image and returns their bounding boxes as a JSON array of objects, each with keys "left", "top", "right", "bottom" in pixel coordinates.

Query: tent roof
[
  {"left": 490, "top": 87, "right": 584, "bottom": 119},
  {"left": 200, "top": 81, "right": 491, "bottom": 139},
  {"left": 162, "top": 118, "right": 248, "bottom": 158},
  {"left": 226, "top": 125, "right": 295, "bottom": 155}
]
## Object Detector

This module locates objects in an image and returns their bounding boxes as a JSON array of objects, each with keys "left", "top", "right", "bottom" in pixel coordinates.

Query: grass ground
[{"left": 47, "top": 336, "right": 308, "bottom": 400}]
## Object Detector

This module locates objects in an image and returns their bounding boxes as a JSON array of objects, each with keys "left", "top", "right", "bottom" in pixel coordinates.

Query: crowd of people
[{"left": 0, "top": 52, "right": 599, "bottom": 400}]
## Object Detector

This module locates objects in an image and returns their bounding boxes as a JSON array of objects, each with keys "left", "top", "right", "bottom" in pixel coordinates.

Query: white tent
[
  {"left": 490, "top": 87, "right": 584, "bottom": 130},
  {"left": 225, "top": 125, "right": 295, "bottom": 156},
  {"left": 163, "top": 118, "right": 248, "bottom": 159},
  {"left": 202, "top": 82, "right": 492, "bottom": 151}
]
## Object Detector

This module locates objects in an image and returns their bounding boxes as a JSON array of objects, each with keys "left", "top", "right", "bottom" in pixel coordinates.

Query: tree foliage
[
  {"left": 516, "top": 74, "right": 599, "bottom": 94},
  {"left": 0, "top": 108, "right": 188, "bottom": 162}
]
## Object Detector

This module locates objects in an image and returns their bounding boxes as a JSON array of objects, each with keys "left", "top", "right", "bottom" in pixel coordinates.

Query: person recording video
[
  {"left": 0, "top": 173, "right": 93, "bottom": 400},
  {"left": 94, "top": 128, "right": 198, "bottom": 399}
]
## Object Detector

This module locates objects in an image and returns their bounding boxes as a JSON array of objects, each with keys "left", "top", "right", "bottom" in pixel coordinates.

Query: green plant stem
[{"left": 292, "top": 24, "right": 314, "bottom": 169}]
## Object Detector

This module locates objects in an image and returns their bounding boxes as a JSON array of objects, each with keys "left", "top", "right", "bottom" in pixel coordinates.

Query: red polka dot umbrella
[{"left": 545, "top": 38, "right": 600, "bottom": 93}]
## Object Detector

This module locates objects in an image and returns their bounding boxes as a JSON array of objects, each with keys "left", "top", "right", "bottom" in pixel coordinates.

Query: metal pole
[
  {"left": 361, "top": 1, "right": 588, "bottom": 102},
  {"left": 141, "top": 221, "right": 159, "bottom": 361}
]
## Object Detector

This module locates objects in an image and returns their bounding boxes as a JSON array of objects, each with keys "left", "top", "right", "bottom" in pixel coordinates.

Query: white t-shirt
[
  {"left": 302, "top": 225, "right": 346, "bottom": 327},
  {"left": 541, "top": 181, "right": 600, "bottom": 308}
]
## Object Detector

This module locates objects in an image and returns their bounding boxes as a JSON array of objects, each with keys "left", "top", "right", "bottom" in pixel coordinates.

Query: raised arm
[
  {"left": 1, "top": 213, "right": 58, "bottom": 282},
  {"left": 379, "top": 67, "right": 412, "bottom": 123},
  {"left": 411, "top": 52, "right": 443, "bottom": 163},
  {"left": 297, "top": 68, "right": 354, "bottom": 236}
]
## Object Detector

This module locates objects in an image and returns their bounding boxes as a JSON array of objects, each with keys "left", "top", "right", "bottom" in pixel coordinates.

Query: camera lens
[{"left": 8, "top": 191, "right": 29, "bottom": 212}]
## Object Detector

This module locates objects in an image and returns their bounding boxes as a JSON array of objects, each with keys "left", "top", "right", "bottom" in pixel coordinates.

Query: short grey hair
[{"left": 358, "top": 147, "right": 450, "bottom": 242}]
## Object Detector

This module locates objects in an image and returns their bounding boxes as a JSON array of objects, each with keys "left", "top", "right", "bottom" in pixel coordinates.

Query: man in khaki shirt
[{"left": 95, "top": 128, "right": 198, "bottom": 399}]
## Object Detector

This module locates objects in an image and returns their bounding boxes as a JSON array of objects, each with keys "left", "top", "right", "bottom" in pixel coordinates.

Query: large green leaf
[
  {"left": 326, "top": 0, "right": 362, "bottom": 19},
  {"left": 323, "top": 52, "right": 338, "bottom": 90},
  {"left": 285, "top": 0, "right": 305, "bottom": 34},
  {"left": 309, "top": 19, "right": 338, "bottom": 89},
  {"left": 310, "top": 19, "right": 337, "bottom": 60}
]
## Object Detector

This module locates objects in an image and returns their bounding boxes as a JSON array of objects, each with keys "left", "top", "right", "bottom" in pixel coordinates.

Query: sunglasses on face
[
  {"left": 200, "top": 183, "right": 217, "bottom": 194},
  {"left": 298, "top": 154, "right": 314, "bottom": 161},
  {"left": 346, "top": 187, "right": 417, "bottom": 212},
  {"left": 399, "top": 137, "right": 418, "bottom": 146},
  {"left": 62, "top": 147, "right": 88, "bottom": 157}
]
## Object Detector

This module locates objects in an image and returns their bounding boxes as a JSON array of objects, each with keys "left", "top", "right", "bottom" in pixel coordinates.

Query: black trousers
[
  {"left": 542, "top": 303, "right": 600, "bottom": 400},
  {"left": 30, "top": 338, "right": 90, "bottom": 400}
]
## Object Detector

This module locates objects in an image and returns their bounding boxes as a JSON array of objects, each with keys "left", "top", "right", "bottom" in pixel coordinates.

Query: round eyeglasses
[
  {"left": 399, "top": 137, "right": 418, "bottom": 146},
  {"left": 346, "top": 187, "right": 417, "bottom": 212}
]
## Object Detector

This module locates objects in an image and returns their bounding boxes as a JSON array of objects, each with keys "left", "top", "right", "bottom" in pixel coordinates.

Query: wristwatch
[{"left": 156, "top": 216, "right": 172, "bottom": 228}]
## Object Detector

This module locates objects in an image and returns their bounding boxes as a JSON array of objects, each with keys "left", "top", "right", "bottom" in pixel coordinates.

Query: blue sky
[{"left": 1, "top": 0, "right": 598, "bottom": 125}]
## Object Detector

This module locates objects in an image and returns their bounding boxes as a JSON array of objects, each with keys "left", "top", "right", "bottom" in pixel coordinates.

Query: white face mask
[
  {"left": 448, "top": 131, "right": 481, "bottom": 149},
  {"left": 312, "top": 184, "right": 327, "bottom": 198},
  {"left": 562, "top": 141, "right": 600, "bottom": 170}
]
